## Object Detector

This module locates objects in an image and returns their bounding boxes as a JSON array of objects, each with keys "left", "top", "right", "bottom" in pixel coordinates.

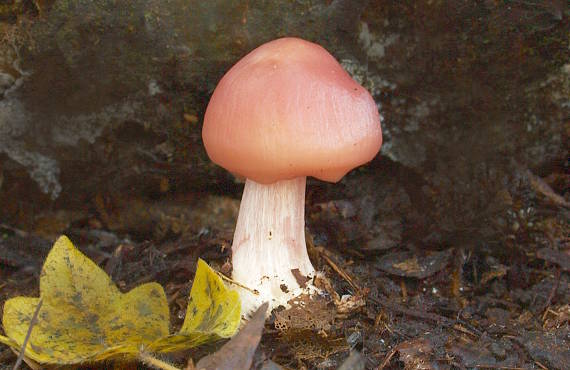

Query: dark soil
[{"left": 1, "top": 163, "right": 568, "bottom": 369}]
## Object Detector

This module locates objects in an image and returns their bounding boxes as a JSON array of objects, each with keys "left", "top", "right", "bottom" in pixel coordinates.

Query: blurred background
[{"left": 1, "top": 0, "right": 567, "bottom": 242}]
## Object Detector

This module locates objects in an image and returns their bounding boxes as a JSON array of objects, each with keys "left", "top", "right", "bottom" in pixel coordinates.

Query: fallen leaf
[
  {"left": 147, "top": 259, "right": 241, "bottom": 353},
  {"left": 376, "top": 249, "right": 453, "bottom": 279},
  {"left": 194, "top": 302, "right": 268, "bottom": 370},
  {"left": 0, "top": 235, "right": 240, "bottom": 366},
  {"left": 0, "top": 235, "right": 169, "bottom": 363}
]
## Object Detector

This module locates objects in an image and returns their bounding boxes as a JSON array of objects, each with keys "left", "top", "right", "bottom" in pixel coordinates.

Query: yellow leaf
[
  {"left": 0, "top": 236, "right": 241, "bottom": 366},
  {"left": 1, "top": 235, "right": 169, "bottom": 364},
  {"left": 148, "top": 259, "right": 241, "bottom": 353},
  {"left": 181, "top": 259, "right": 241, "bottom": 337}
]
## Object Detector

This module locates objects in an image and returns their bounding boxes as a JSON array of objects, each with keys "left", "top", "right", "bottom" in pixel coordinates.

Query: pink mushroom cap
[{"left": 203, "top": 37, "right": 382, "bottom": 184}]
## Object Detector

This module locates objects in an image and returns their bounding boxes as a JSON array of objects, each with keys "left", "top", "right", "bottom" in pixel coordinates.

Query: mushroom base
[{"left": 231, "top": 177, "right": 316, "bottom": 316}]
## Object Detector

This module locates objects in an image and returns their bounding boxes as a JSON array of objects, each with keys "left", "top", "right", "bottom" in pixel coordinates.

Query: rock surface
[{"left": 0, "top": 0, "right": 568, "bottom": 246}]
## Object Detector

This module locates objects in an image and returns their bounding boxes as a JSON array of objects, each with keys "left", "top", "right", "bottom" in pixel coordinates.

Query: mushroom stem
[{"left": 231, "top": 177, "right": 315, "bottom": 315}]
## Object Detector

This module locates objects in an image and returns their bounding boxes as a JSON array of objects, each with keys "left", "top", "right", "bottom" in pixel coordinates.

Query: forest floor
[{"left": 1, "top": 170, "right": 568, "bottom": 369}]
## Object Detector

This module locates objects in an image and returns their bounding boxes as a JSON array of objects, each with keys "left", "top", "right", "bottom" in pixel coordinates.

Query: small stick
[
  {"left": 13, "top": 298, "right": 43, "bottom": 370},
  {"left": 139, "top": 351, "right": 182, "bottom": 370},
  {"left": 215, "top": 270, "right": 259, "bottom": 295},
  {"left": 454, "top": 318, "right": 483, "bottom": 336},
  {"left": 376, "top": 342, "right": 402, "bottom": 369},
  {"left": 376, "top": 347, "right": 397, "bottom": 369},
  {"left": 186, "top": 358, "right": 197, "bottom": 370},
  {"left": 0, "top": 224, "right": 28, "bottom": 238},
  {"left": 368, "top": 295, "right": 453, "bottom": 327},
  {"left": 400, "top": 279, "right": 407, "bottom": 302},
  {"left": 453, "top": 323, "right": 479, "bottom": 338},
  {"left": 540, "top": 267, "right": 561, "bottom": 320},
  {"left": 318, "top": 248, "right": 360, "bottom": 292}
]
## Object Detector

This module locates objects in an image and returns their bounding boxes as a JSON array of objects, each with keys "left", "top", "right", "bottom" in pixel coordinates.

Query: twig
[
  {"left": 13, "top": 298, "right": 43, "bottom": 370},
  {"left": 376, "top": 342, "right": 402, "bottom": 369},
  {"left": 368, "top": 295, "right": 454, "bottom": 327},
  {"left": 186, "top": 358, "right": 197, "bottom": 370},
  {"left": 317, "top": 247, "right": 360, "bottom": 292},
  {"left": 453, "top": 323, "right": 479, "bottom": 338},
  {"left": 454, "top": 318, "right": 483, "bottom": 336},
  {"left": 399, "top": 279, "right": 407, "bottom": 302},
  {"left": 215, "top": 270, "right": 259, "bottom": 295},
  {"left": 540, "top": 267, "right": 561, "bottom": 320},
  {"left": 0, "top": 224, "right": 28, "bottom": 238},
  {"left": 139, "top": 351, "right": 182, "bottom": 370}
]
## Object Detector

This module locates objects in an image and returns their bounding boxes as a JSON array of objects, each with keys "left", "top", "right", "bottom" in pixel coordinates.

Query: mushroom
[{"left": 202, "top": 37, "right": 382, "bottom": 315}]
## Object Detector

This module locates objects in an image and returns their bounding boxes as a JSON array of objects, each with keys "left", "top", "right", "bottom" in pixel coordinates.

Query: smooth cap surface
[{"left": 202, "top": 37, "right": 382, "bottom": 183}]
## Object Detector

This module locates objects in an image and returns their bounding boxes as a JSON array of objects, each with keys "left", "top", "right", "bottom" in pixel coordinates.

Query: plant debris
[
  {"left": 274, "top": 295, "right": 335, "bottom": 332},
  {"left": 0, "top": 236, "right": 240, "bottom": 366},
  {"left": 375, "top": 249, "right": 453, "bottom": 279},
  {"left": 193, "top": 302, "right": 268, "bottom": 370}
]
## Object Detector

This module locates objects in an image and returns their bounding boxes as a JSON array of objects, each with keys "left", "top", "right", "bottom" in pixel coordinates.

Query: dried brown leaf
[{"left": 193, "top": 303, "right": 268, "bottom": 370}]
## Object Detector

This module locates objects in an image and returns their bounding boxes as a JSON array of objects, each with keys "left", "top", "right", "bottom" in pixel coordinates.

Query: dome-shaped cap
[{"left": 202, "top": 37, "right": 382, "bottom": 183}]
